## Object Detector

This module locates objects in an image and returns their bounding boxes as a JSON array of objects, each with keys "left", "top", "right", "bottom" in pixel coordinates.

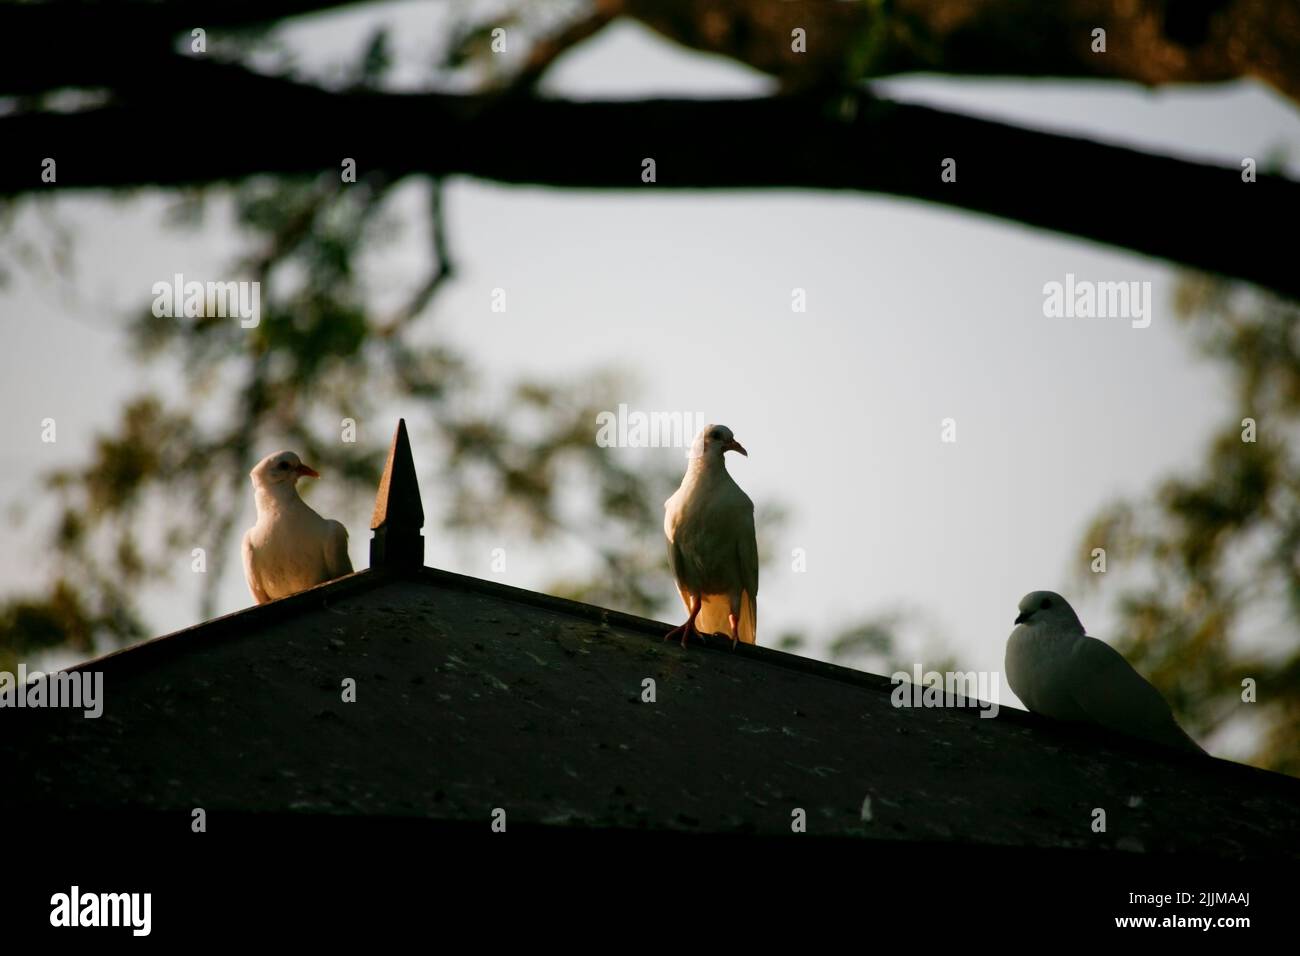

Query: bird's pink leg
[
  {"left": 665, "top": 594, "right": 705, "bottom": 648},
  {"left": 727, "top": 612, "right": 741, "bottom": 651}
]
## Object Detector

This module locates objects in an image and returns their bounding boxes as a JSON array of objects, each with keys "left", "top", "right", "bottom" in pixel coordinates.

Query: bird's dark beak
[
  {"left": 725, "top": 439, "right": 748, "bottom": 457},
  {"left": 296, "top": 464, "right": 321, "bottom": 478},
  {"left": 1013, "top": 611, "right": 1028, "bottom": 625}
]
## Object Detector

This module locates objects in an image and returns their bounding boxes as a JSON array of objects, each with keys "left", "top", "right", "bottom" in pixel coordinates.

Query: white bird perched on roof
[
  {"left": 242, "top": 450, "right": 353, "bottom": 605},
  {"left": 1005, "top": 590, "right": 1203, "bottom": 754},
  {"left": 663, "top": 424, "right": 758, "bottom": 649}
]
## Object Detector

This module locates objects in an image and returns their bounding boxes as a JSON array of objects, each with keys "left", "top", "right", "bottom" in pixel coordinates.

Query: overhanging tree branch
[
  {"left": 6, "top": 0, "right": 1299, "bottom": 102},
  {"left": 3, "top": 63, "right": 1293, "bottom": 298},
  {"left": 0, "top": 0, "right": 414, "bottom": 95},
  {"left": 622, "top": 0, "right": 1300, "bottom": 103}
]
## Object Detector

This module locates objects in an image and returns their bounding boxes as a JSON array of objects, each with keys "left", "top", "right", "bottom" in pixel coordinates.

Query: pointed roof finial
[{"left": 369, "top": 419, "right": 425, "bottom": 569}]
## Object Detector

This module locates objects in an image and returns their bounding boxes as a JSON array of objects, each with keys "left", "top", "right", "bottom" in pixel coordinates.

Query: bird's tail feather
[
  {"left": 696, "top": 592, "right": 757, "bottom": 645},
  {"left": 695, "top": 596, "right": 731, "bottom": 638},
  {"left": 738, "top": 590, "right": 757, "bottom": 645}
]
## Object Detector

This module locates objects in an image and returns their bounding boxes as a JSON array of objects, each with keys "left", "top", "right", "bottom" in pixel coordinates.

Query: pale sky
[{"left": 2, "top": 10, "right": 1298, "bottom": 762}]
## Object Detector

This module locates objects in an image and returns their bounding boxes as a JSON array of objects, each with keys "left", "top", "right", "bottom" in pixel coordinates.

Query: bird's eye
[
  {"left": 278, "top": 461, "right": 290, "bottom": 470},
  {"left": 710, "top": 429, "right": 723, "bottom": 440},
  {"left": 1041, "top": 597, "right": 1053, "bottom": 609}
]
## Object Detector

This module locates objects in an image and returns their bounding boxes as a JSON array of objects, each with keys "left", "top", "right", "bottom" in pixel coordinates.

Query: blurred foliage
[
  {"left": 8, "top": 5, "right": 1293, "bottom": 786},
  {"left": 9, "top": 5, "right": 913, "bottom": 679},
  {"left": 0, "top": 30, "right": 696, "bottom": 667},
  {"left": 0, "top": 581, "right": 112, "bottom": 676},
  {"left": 0, "top": 167, "right": 700, "bottom": 661},
  {"left": 1078, "top": 278, "right": 1300, "bottom": 775}
]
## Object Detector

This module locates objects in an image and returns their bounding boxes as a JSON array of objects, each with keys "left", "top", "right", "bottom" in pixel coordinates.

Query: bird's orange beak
[
  {"left": 725, "top": 439, "right": 748, "bottom": 457},
  {"left": 296, "top": 463, "right": 321, "bottom": 478}
]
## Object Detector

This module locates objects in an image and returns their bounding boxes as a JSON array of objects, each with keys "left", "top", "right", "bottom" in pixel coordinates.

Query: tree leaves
[{"left": 1080, "top": 280, "right": 1300, "bottom": 774}]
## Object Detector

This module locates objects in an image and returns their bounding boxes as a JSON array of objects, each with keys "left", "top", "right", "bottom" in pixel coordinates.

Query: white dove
[
  {"left": 242, "top": 450, "right": 353, "bottom": 605},
  {"left": 663, "top": 424, "right": 758, "bottom": 649},
  {"left": 1005, "top": 590, "right": 1203, "bottom": 754}
]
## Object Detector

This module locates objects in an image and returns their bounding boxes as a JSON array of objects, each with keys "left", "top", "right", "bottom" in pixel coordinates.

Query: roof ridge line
[{"left": 56, "top": 561, "right": 1299, "bottom": 789}]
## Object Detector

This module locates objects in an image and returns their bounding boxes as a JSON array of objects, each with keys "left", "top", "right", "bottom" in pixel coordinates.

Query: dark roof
[
  {"left": 4, "top": 420, "right": 1297, "bottom": 868},
  {"left": 4, "top": 563, "right": 1298, "bottom": 860}
]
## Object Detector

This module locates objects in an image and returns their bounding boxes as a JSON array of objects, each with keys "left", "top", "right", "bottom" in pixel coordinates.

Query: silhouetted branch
[
  {"left": 0, "top": 0, "right": 414, "bottom": 95},
  {"left": 3, "top": 62, "right": 1294, "bottom": 297},
  {"left": 378, "top": 178, "right": 454, "bottom": 336},
  {"left": 622, "top": 0, "right": 1300, "bottom": 103},
  {"left": 505, "top": 4, "right": 620, "bottom": 93}
]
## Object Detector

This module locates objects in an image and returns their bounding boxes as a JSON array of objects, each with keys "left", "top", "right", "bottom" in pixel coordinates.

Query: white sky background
[{"left": 1, "top": 9, "right": 1298, "bottom": 760}]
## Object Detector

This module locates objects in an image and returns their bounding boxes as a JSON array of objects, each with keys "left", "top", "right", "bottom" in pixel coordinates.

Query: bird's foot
[{"left": 664, "top": 621, "right": 704, "bottom": 648}]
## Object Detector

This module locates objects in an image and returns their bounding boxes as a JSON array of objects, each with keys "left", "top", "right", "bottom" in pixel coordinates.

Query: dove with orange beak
[
  {"left": 242, "top": 450, "right": 353, "bottom": 604},
  {"left": 664, "top": 424, "right": 758, "bottom": 649}
]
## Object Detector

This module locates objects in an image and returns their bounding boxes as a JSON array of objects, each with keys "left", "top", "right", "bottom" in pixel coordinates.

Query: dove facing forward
[
  {"left": 663, "top": 424, "right": 758, "bottom": 649},
  {"left": 1005, "top": 590, "right": 1203, "bottom": 754},
  {"left": 242, "top": 451, "right": 353, "bottom": 604}
]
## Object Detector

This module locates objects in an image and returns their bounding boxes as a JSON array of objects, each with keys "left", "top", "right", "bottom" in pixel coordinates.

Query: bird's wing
[
  {"left": 734, "top": 500, "right": 759, "bottom": 644},
  {"left": 1068, "top": 636, "right": 1203, "bottom": 753},
  {"left": 693, "top": 485, "right": 759, "bottom": 642},
  {"left": 322, "top": 519, "right": 353, "bottom": 580},
  {"left": 666, "top": 540, "right": 694, "bottom": 613},
  {"left": 696, "top": 595, "right": 733, "bottom": 636},
  {"left": 242, "top": 530, "right": 272, "bottom": 605},
  {"left": 664, "top": 488, "right": 694, "bottom": 611}
]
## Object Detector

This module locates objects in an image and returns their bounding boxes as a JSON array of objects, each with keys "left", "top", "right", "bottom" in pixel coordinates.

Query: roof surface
[{"left": 4, "top": 565, "right": 1298, "bottom": 860}]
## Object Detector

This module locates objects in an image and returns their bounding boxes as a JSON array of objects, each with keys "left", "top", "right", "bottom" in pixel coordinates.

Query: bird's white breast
[
  {"left": 246, "top": 504, "right": 334, "bottom": 599},
  {"left": 666, "top": 472, "right": 750, "bottom": 592},
  {"left": 1006, "top": 624, "right": 1088, "bottom": 720}
]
